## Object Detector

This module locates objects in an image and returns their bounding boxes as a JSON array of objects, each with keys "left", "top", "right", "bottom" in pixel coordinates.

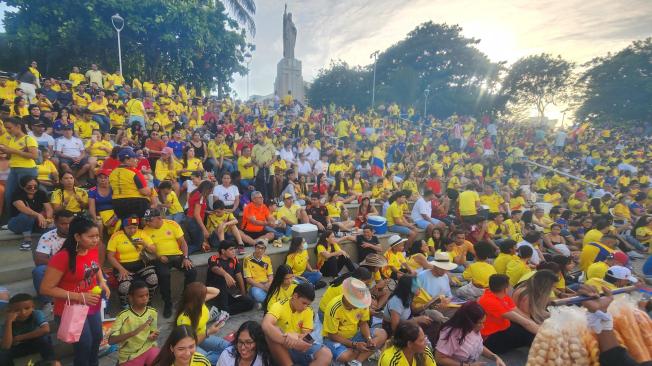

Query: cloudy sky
[{"left": 230, "top": 0, "right": 652, "bottom": 99}]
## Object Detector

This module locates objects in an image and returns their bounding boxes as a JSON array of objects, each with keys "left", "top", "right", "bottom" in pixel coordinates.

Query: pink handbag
[{"left": 57, "top": 292, "right": 89, "bottom": 343}]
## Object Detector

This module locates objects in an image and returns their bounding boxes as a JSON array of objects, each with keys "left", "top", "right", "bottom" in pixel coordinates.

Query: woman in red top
[
  {"left": 40, "top": 215, "right": 109, "bottom": 366},
  {"left": 184, "top": 180, "right": 214, "bottom": 254}
]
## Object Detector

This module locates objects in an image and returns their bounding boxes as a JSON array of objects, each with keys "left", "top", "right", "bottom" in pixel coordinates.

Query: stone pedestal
[{"left": 274, "top": 57, "right": 304, "bottom": 103}]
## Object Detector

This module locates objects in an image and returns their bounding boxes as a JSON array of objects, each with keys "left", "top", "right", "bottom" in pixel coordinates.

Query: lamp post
[
  {"left": 424, "top": 87, "right": 430, "bottom": 118},
  {"left": 111, "top": 13, "right": 125, "bottom": 76},
  {"left": 244, "top": 52, "right": 252, "bottom": 100},
  {"left": 370, "top": 50, "right": 379, "bottom": 109}
]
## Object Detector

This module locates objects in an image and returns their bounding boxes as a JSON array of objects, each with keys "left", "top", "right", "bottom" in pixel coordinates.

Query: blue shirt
[
  {"left": 167, "top": 140, "right": 186, "bottom": 159},
  {"left": 417, "top": 269, "right": 453, "bottom": 298},
  {"left": 1, "top": 309, "right": 47, "bottom": 336},
  {"left": 88, "top": 187, "right": 113, "bottom": 212}
]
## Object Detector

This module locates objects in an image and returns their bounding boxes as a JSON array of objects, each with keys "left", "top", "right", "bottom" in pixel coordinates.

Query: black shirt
[
  {"left": 307, "top": 205, "right": 328, "bottom": 227},
  {"left": 356, "top": 234, "right": 380, "bottom": 262},
  {"left": 206, "top": 254, "right": 242, "bottom": 294},
  {"left": 12, "top": 189, "right": 49, "bottom": 216}
]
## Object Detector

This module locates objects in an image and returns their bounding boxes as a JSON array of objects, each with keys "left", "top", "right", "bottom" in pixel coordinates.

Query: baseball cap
[
  {"left": 143, "top": 208, "right": 162, "bottom": 220},
  {"left": 97, "top": 168, "right": 112, "bottom": 177},
  {"left": 118, "top": 147, "right": 137, "bottom": 161},
  {"left": 283, "top": 193, "right": 293, "bottom": 199},
  {"left": 612, "top": 251, "right": 630, "bottom": 267},
  {"left": 607, "top": 265, "right": 638, "bottom": 283},
  {"left": 122, "top": 217, "right": 140, "bottom": 227}
]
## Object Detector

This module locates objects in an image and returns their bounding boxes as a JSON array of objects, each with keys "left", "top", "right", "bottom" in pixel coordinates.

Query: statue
[{"left": 283, "top": 4, "right": 297, "bottom": 59}]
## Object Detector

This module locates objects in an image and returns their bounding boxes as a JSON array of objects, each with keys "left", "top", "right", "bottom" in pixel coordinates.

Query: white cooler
[{"left": 291, "top": 224, "right": 319, "bottom": 244}]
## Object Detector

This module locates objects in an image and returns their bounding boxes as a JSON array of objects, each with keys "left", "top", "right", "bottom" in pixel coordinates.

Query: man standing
[
  {"left": 143, "top": 208, "right": 196, "bottom": 318},
  {"left": 32, "top": 210, "right": 73, "bottom": 312},
  {"left": 206, "top": 240, "right": 255, "bottom": 315},
  {"left": 85, "top": 64, "right": 104, "bottom": 89},
  {"left": 252, "top": 132, "right": 276, "bottom": 200}
]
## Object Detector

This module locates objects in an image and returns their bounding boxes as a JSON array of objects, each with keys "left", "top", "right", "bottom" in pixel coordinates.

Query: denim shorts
[
  {"left": 414, "top": 218, "right": 441, "bottom": 229},
  {"left": 324, "top": 328, "right": 382, "bottom": 361},
  {"left": 388, "top": 225, "right": 412, "bottom": 235},
  {"left": 289, "top": 342, "right": 325, "bottom": 364}
]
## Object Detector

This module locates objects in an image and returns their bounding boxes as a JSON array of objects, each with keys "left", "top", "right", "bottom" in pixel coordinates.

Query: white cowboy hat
[{"left": 429, "top": 252, "right": 458, "bottom": 271}]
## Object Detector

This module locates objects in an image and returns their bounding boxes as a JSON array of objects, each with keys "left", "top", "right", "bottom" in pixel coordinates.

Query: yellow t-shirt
[
  {"left": 8, "top": 135, "right": 37, "bottom": 168},
  {"left": 181, "top": 158, "right": 203, "bottom": 177},
  {"left": 322, "top": 295, "right": 370, "bottom": 339},
  {"left": 143, "top": 219, "right": 184, "bottom": 256},
  {"left": 510, "top": 196, "right": 526, "bottom": 211},
  {"left": 318, "top": 283, "right": 343, "bottom": 313},
  {"left": 51, "top": 187, "right": 88, "bottom": 213},
  {"left": 325, "top": 202, "right": 343, "bottom": 219},
  {"left": 586, "top": 261, "right": 609, "bottom": 280},
  {"left": 85, "top": 140, "right": 112, "bottom": 157},
  {"left": 243, "top": 255, "right": 273, "bottom": 285},
  {"left": 36, "top": 160, "right": 58, "bottom": 182},
  {"left": 582, "top": 229, "right": 604, "bottom": 246},
  {"left": 278, "top": 204, "right": 300, "bottom": 225},
  {"left": 459, "top": 190, "right": 480, "bottom": 216},
  {"left": 462, "top": 261, "right": 497, "bottom": 288},
  {"left": 286, "top": 250, "right": 309, "bottom": 275},
  {"left": 506, "top": 258, "right": 531, "bottom": 287},
  {"left": 316, "top": 243, "right": 342, "bottom": 269},
  {"left": 238, "top": 156, "right": 254, "bottom": 180},
  {"left": 177, "top": 304, "right": 209, "bottom": 337},
  {"left": 107, "top": 229, "right": 154, "bottom": 263},
  {"left": 635, "top": 226, "right": 652, "bottom": 246},
  {"left": 267, "top": 283, "right": 297, "bottom": 307},
  {"left": 88, "top": 101, "right": 108, "bottom": 116},
  {"left": 504, "top": 219, "right": 523, "bottom": 242},
  {"left": 383, "top": 250, "right": 407, "bottom": 278},
  {"left": 493, "top": 253, "right": 518, "bottom": 275},
  {"left": 69, "top": 72, "right": 85, "bottom": 87},
  {"left": 206, "top": 211, "right": 235, "bottom": 232},
  {"left": 110, "top": 307, "right": 158, "bottom": 364},
  {"left": 480, "top": 193, "right": 504, "bottom": 213},
  {"left": 378, "top": 345, "right": 436, "bottom": 366},
  {"left": 385, "top": 201, "right": 403, "bottom": 227},
  {"left": 162, "top": 191, "right": 183, "bottom": 214},
  {"left": 155, "top": 159, "right": 182, "bottom": 181},
  {"left": 267, "top": 299, "right": 313, "bottom": 334},
  {"left": 584, "top": 278, "right": 617, "bottom": 293},
  {"left": 76, "top": 120, "right": 99, "bottom": 139}
]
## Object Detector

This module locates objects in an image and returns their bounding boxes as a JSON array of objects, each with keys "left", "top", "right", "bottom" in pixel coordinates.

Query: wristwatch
[{"left": 183, "top": 256, "right": 190, "bottom": 260}]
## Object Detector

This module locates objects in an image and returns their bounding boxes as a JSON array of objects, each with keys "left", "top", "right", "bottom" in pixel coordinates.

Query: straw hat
[
  {"left": 359, "top": 253, "right": 388, "bottom": 268},
  {"left": 342, "top": 277, "right": 372, "bottom": 309},
  {"left": 429, "top": 252, "right": 458, "bottom": 271},
  {"left": 388, "top": 234, "right": 407, "bottom": 248}
]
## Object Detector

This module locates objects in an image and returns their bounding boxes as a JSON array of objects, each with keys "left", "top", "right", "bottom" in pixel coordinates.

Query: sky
[{"left": 230, "top": 0, "right": 652, "bottom": 107}]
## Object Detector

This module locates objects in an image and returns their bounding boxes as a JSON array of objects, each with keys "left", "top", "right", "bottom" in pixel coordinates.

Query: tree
[
  {"left": 307, "top": 22, "right": 504, "bottom": 118},
  {"left": 576, "top": 38, "right": 652, "bottom": 126},
  {"left": 220, "top": 0, "right": 256, "bottom": 36},
  {"left": 500, "top": 54, "right": 574, "bottom": 120},
  {"left": 0, "top": 0, "right": 251, "bottom": 94}
]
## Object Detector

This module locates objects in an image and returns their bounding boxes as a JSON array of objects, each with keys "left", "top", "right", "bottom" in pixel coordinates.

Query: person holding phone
[
  {"left": 108, "top": 281, "right": 159, "bottom": 366},
  {"left": 322, "top": 277, "right": 388, "bottom": 365}
]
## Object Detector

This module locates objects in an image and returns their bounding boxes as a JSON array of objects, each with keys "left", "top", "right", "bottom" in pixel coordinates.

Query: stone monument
[{"left": 274, "top": 4, "right": 304, "bottom": 103}]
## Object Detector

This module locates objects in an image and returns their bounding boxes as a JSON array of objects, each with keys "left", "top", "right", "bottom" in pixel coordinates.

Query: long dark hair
[
  {"left": 440, "top": 301, "right": 485, "bottom": 345},
  {"left": 58, "top": 215, "right": 98, "bottom": 272},
  {"left": 391, "top": 321, "right": 426, "bottom": 366},
  {"left": 287, "top": 237, "right": 303, "bottom": 255},
  {"left": 228, "top": 321, "right": 273, "bottom": 365},
  {"left": 390, "top": 275, "right": 415, "bottom": 308},
  {"left": 330, "top": 266, "right": 371, "bottom": 286},
  {"left": 174, "top": 282, "right": 207, "bottom": 333},
  {"left": 263, "top": 264, "right": 293, "bottom": 312},
  {"left": 333, "top": 171, "right": 348, "bottom": 193},
  {"left": 152, "top": 325, "right": 197, "bottom": 366}
]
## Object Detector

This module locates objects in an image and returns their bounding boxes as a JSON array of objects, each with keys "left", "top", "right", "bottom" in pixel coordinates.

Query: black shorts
[
  {"left": 112, "top": 198, "right": 150, "bottom": 220},
  {"left": 243, "top": 230, "right": 268, "bottom": 239},
  {"left": 60, "top": 156, "right": 89, "bottom": 169}
]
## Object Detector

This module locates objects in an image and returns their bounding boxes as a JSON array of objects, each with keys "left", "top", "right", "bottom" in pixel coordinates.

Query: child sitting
[
  {"left": 0, "top": 293, "right": 54, "bottom": 366},
  {"left": 108, "top": 281, "right": 159, "bottom": 366}
]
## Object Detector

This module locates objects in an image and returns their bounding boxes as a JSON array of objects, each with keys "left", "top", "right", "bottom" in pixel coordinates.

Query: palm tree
[{"left": 221, "top": 0, "right": 256, "bottom": 36}]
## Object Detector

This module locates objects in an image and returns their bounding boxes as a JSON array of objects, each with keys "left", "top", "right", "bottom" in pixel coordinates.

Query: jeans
[
  {"left": 0, "top": 334, "right": 54, "bottom": 366},
  {"left": 5, "top": 167, "right": 37, "bottom": 214},
  {"left": 301, "top": 271, "right": 323, "bottom": 285},
  {"left": 167, "top": 212, "right": 185, "bottom": 224},
  {"left": 265, "top": 225, "right": 287, "bottom": 239},
  {"left": 155, "top": 255, "right": 197, "bottom": 305},
  {"left": 388, "top": 224, "right": 412, "bottom": 235},
  {"left": 92, "top": 114, "right": 110, "bottom": 133},
  {"left": 183, "top": 218, "right": 204, "bottom": 254},
  {"left": 129, "top": 115, "right": 146, "bottom": 130},
  {"left": 624, "top": 234, "right": 646, "bottom": 252},
  {"left": 249, "top": 286, "right": 268, "bottom": 303},
  {"left": 69, "top": 311, "right": 103, "bottom": 366},
  {"left": 32, "top": 264, "right": 49, "bottom": 303},
  {"left": 198, "top": 335, "right": 230, "bottom": 365},
  {"left": 8, "top": 212, "right": 38, "bottom": 235}
]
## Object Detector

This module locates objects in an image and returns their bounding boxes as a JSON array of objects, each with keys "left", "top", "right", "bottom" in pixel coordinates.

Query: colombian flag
[{"left": 371, "top": 146, "right": 385, "bottom": 177}]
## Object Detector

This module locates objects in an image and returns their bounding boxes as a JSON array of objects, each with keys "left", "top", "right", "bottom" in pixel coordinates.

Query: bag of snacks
[{"left": 608, "top": 295, "right": 652, "bottom": 363}]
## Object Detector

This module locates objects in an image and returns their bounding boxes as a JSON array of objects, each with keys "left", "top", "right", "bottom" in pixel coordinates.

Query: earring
[{"left": 76, "top": 241, "right": 80, "bottom": 251}]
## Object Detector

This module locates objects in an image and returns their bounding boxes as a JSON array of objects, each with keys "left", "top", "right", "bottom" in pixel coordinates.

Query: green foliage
[
  {"left": 575, "top": 38, "right": 652, "bottom": 126},
  {"left": 500, "top": 53, "right": 574, "bottom": 119},
  {"left": 0, "top": 0, "right": 252, "bottom": 94},
  {"left": 308, "top": 22, "right": 504, "bottom": 118}
]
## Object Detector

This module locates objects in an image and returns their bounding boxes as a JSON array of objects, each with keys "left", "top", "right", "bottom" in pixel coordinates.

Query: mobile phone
[{"left": 303, "top": 334, "right": 314, "bottom": 343}]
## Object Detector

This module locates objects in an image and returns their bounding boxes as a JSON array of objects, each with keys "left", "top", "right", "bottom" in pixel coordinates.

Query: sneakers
[
  {"left": 237, "top": 245, "right": 246, "bottom": 255},
  {"left": 314, "top": 280, "right": 327, "bottom": 290},
  {"left": 347, "top": 361, "right": 363, "bottom": 366},
  {"left": 272, "top": 239, "right": 283, "bottom": 248},
  {"left": 42, "top": 302, "right": 54, "bottom": 322},
  {"left": 19, "top": 241, "right": 32, "bottom": 251},
  {"left": 163, "top": 302, "right": 173, "bottom": 318}
]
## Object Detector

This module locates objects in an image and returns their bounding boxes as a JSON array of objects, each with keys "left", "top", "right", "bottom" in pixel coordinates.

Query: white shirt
[
  {"left": 55, "top": 136, "right": 85, "bottom": 158},
  {"left": 297, "top": 160, "right": 312, "bottom": 176},
  {"left": 304, "top": 146, "right": 320, "bottom": 164},
  {"left": 29, "top": 131, "right": 55, "bottom": 149},
  {"left": 411, "top": 197, "right": 432, "bottom": 223},
  {"left": 417, "top": 269, "right": 453, "bottom": 298},
  {"left": 216, "top": 346, "right": 264, "bottom": 366},
  {"left": 517, "top": 240, "right": 541, "bottom": 265},
  {"left": 35, "top": 228, "right": 66, "bottom": 256},
  {"left": 487, "top": 123, "right": 497, "bottom": 136},
  {"left": 213, "top": 184, "right": 239, "bottom": 206},
  {"left": 280, "top": 148, "right": 296, "bottom": 165},
  {"left": 313, "top": 160, "right": 328, "bottom": 176}
]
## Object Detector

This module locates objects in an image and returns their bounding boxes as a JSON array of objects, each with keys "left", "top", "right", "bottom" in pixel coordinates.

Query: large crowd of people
[{"left": 0, "top": 61, "right": 651, "bottom": 366}]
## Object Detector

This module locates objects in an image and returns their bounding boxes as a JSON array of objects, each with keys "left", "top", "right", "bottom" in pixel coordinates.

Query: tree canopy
[
  {"left": 575, "top": 38, "right": 652, "bottom": 126},
  {"left": 0, "top": 0, "right": 252, "bottom": 94}
]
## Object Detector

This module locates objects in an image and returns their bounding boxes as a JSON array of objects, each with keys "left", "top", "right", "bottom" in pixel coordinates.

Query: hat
[
  {"left": 388, "top": 234, "right": 407, "bottom": 248},
  {"left": 359, "top": 253, "right": 388, "bottom": 268},
  {"left": 429, "top": 252, "right": 458, "bottom": 271},
  {"left": 122, "top": 217, "right": 140, "bottom": 227},
  {"left": 62, "top": 124, "right": 73, "bottom": 130},
  {"left": 161, "top": 147, "right": 173, "bottom": 156},
  {"left": 607, "top": 265, "right": 637, "bottom": 283},
  {"left": 143, "top": 208, "right": 162, "bottom": 220},
  {"left": 283, "top": 193, "right": 293, "bottom": 199},
  {"left": 342, "top": 277, "right": 372, "bottom": 309},
  {"left": 118, "top": 147, "right": 137, "bottom": 161},
  {"left": 612, "top": 251, "right": 629, "bottom": 266},
  {"left": 97, "top": 169, "right": 112, "bottom": 177}
]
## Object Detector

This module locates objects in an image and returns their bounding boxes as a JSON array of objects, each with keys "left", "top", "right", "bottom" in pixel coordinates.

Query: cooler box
[
  {"left": 367, "top": 215, "right": 388, "bottom": 234},
  {"left": 291, "top": 224, "right": 319, "bottom": 244}
]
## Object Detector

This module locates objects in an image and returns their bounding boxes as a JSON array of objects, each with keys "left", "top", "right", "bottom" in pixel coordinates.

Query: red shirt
[
  {"left": 136, "top": 157, "right": 151, "bottom": 172},
  {"left": 186, "top": 190, "right": 207, "bottom": 220},
  {"left": 478, "top": 289, "right": 515, "bottom": 337},
  {"left": 144, "top": 138, "right": 166, "bottom": 157},
  {"left": 102, "top": 157, "right": 121, "bottom": 172},
  {"left": 48, "top": 247, "right": 101, "bottom": 316},
  {"left": 426, "top": 179, "right": 442, "bottom": 195}
]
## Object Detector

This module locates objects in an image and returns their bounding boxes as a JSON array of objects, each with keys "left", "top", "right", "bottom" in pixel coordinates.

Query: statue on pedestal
[{"left": 283, "top": 4, "right": 296, "bottom": 59}]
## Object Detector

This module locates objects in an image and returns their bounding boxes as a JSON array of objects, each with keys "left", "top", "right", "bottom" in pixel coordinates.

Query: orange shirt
[
  {"left": 241, "top": 203, "right": 270, "bottom": 232},
  {"left": 477, "top": 289, "right": 515, "bottom": 337}
]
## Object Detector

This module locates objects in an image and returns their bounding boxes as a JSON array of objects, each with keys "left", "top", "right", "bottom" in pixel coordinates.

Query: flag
[{"left": 371, "top": 146, "right": 385, "bottom": 177}]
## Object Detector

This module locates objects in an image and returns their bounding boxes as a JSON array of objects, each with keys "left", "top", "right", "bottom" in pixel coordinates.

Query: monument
[{"left": 274, "top": 4, "right": 304, "bottom": 103}]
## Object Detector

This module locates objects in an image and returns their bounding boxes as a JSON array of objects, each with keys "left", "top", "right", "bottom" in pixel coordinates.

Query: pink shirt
[{"left": 436, "top": 327, "right": 484, "bottom": 363}]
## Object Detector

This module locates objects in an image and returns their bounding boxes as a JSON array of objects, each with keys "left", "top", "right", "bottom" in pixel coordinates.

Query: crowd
[{"left": 0, "top": 60, "right": 651, "bottom": 366}]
